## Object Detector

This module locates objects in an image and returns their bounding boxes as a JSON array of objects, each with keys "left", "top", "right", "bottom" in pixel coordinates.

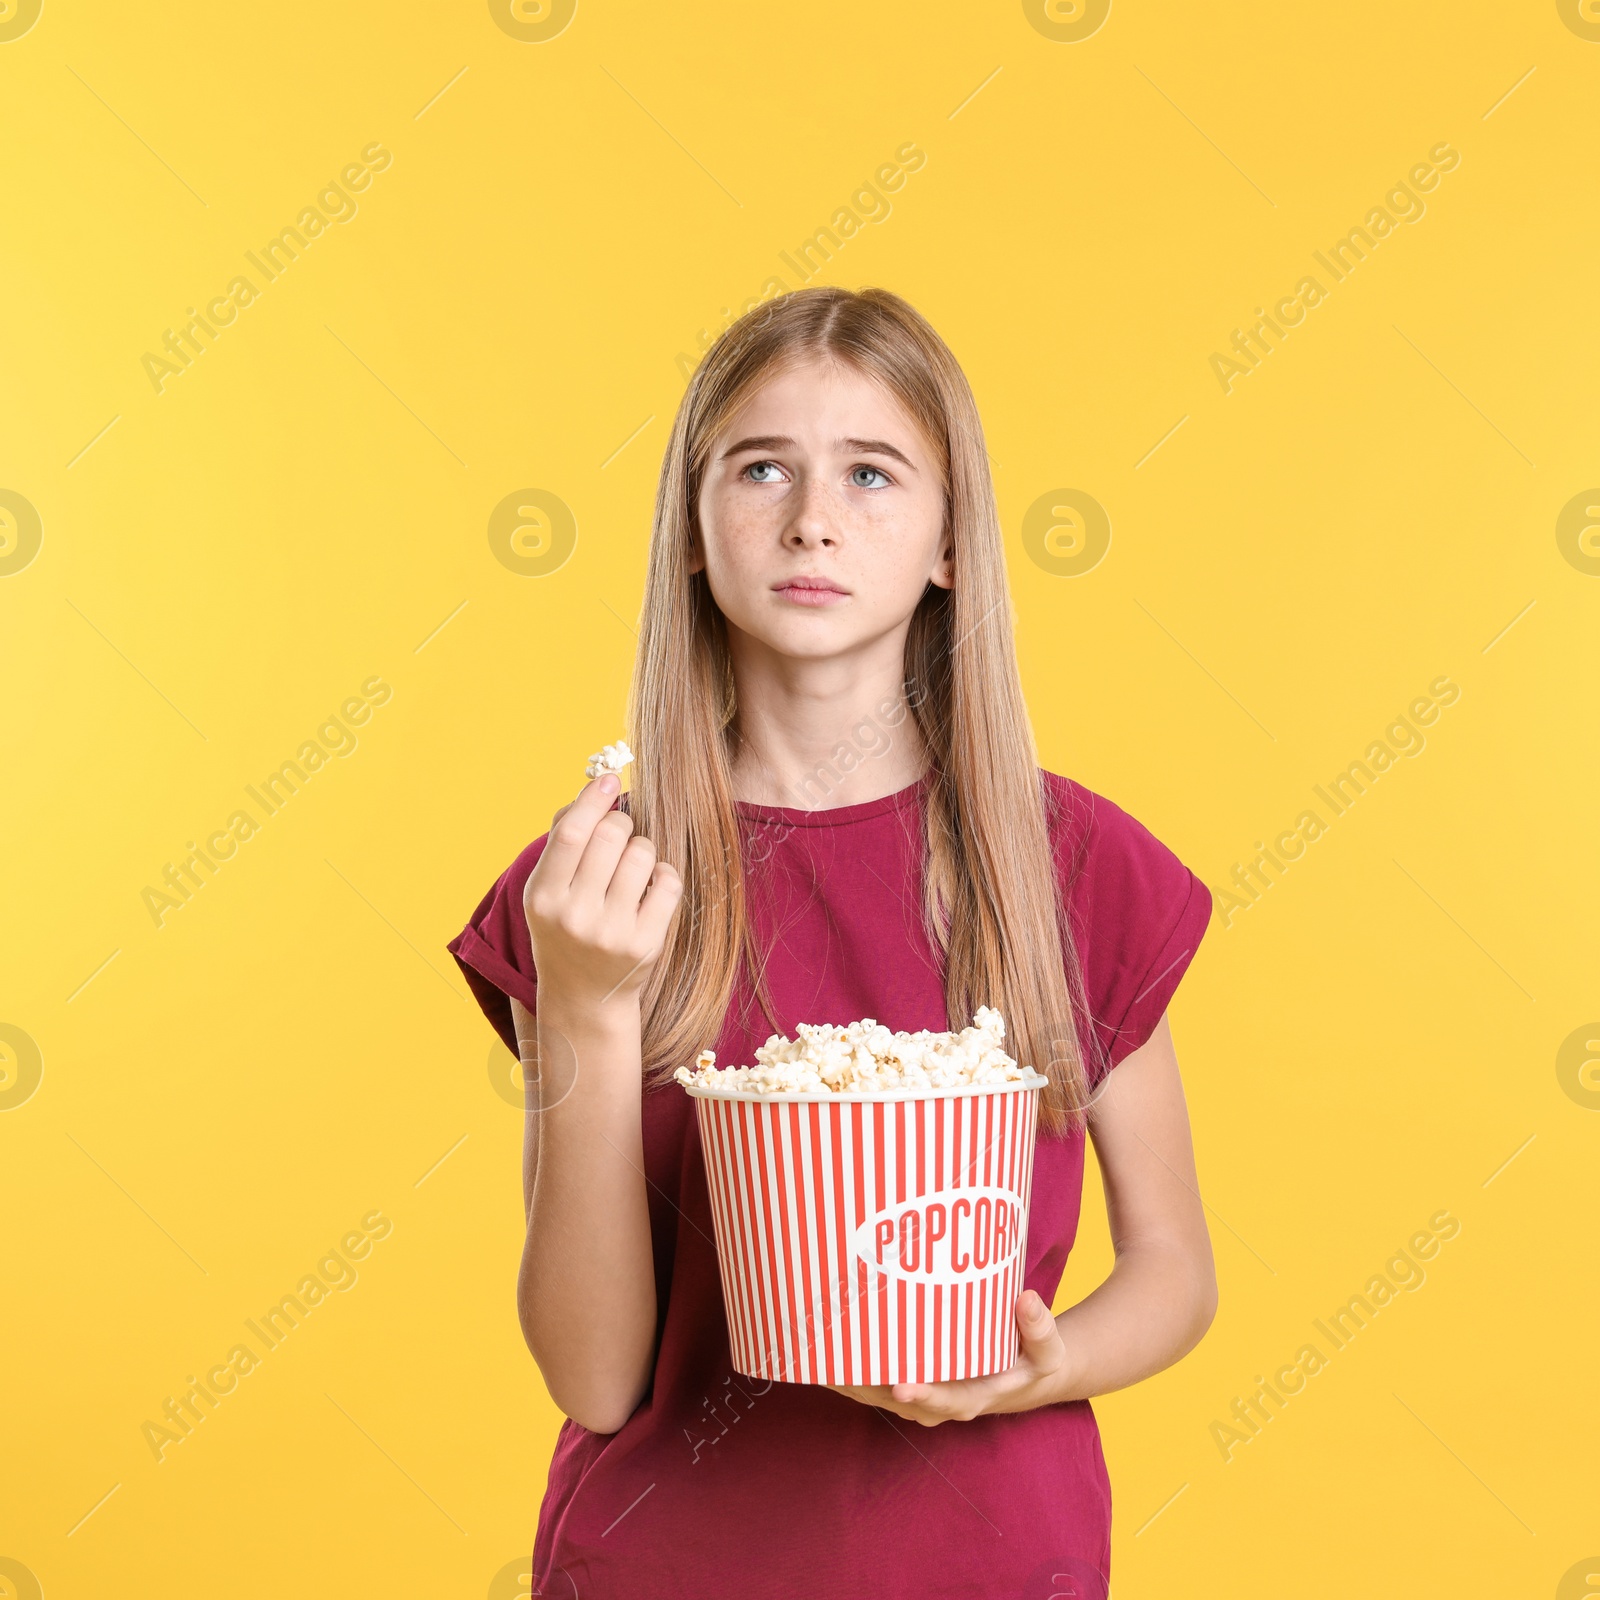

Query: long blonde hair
[{"left": 626, "top": 286, "right": 1091, "bottom": 1137}]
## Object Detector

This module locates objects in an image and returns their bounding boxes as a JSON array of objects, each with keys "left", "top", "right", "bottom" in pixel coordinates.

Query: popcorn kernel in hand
[{"left": 585, "top": 739, "right": 634, "bottom": 781}]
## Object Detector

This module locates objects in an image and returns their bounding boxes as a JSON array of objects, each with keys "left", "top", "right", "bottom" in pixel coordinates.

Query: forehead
[{"left": 716, "top": 357, "right": 929, "bottom": 454}]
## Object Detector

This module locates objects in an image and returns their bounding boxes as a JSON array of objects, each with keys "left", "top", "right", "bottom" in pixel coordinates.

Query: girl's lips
[{"left": 774, "top": 583, "right": 849, "bottom": 606}]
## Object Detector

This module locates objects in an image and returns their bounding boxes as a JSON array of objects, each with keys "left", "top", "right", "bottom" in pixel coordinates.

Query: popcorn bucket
[{"left": 684, "top": 1081, "right": 1043, "bottom": 1385}]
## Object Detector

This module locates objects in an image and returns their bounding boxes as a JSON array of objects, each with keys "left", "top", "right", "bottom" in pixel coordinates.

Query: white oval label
[{"left": 851, "top": 1185, "right": 1024, "bottom": 1285}]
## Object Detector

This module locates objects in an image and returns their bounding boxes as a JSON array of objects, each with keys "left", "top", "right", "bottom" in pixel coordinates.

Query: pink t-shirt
[{"left": 447, "top": 769, "right": 1211, "bottom": 1600}]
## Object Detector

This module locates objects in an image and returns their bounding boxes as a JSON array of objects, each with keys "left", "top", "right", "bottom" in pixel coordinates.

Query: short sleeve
[
  {"left": 1045, "top": 773, "right": 1213, "bottom": 1089},
  {"left": 446, "top": 833, "right": 550, "bottom": 1058}
]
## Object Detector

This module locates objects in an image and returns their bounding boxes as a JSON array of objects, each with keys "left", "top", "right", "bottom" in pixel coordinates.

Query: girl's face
[{"left": 691, "top": 357, "right": 953, "bottom": 663}]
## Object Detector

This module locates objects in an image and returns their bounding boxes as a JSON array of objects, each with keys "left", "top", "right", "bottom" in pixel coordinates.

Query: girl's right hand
[{"left": 522, "top": 774, "right": 684, "bottom": 1013}]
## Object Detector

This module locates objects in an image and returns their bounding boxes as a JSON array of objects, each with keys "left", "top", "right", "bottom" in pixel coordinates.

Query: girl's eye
[
  {"left": 744, "top": 461, "right": 785, "bottom": 483},
  {"left": 850, "top": 465, "right": 891, "bottom": 489}
]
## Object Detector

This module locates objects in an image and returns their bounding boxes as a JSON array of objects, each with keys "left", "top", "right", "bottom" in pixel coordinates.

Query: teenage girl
[{"left": 448, "top": 286, "right": 1217, "bottom": 1599}]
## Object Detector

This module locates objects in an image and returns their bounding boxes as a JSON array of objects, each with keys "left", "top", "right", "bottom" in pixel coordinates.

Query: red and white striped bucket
[{"left": 685, "top": 1082, "right": 1043, "bottom": 1385}]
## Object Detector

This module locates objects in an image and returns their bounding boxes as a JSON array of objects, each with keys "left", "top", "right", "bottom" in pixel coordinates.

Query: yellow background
[{"left": 3, "top": 0, "right": 1596, "bottom": 1594}]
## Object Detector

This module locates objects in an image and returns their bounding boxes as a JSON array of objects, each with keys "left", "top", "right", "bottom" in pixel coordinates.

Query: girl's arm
[
  {"left": 1047, "top": 1011, "right": 1218, "bottom": 1399},
  {"left": 826, "top": 1012, "right": 1217, "bottom": 1422},
  {"left": 511, "top": 775, "right": 684, "bottom": 1435}
]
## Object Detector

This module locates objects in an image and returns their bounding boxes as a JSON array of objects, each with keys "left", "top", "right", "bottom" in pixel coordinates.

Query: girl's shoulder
[
  {"left": 1040, "top": 765, "right": 1168, "bottom": 867},
  {"left": 1037, "top": 765, "right": 1213, "bottom": 945},
  {"left": 1037, "top": 767, "right": 1213, "bottom": 1076}
]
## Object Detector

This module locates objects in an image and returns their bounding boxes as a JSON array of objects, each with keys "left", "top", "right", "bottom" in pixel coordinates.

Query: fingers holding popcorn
[{"left": 522, "top": 738, "right": 678, "bottom": 1006}]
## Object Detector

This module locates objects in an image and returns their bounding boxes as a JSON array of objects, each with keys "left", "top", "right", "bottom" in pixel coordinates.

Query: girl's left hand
[{"left": 824, "top": 1289, "right": 1073, "bottom": 1426}]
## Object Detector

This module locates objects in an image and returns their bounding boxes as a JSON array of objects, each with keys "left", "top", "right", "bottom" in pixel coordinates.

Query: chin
[
  {"left": 769, "top": 623, "right": 854, "bottom": 654},
  {"left": 750, "top": 613, "right": 862, "bottom": 657}
]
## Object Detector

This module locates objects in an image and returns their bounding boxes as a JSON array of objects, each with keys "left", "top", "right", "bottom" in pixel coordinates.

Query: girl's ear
[
  {"left": 929, "top": 534, "right": 955, "bottom": 590},
  {"left": 687, "top": 520, "right": 705, "bottom": 575}
]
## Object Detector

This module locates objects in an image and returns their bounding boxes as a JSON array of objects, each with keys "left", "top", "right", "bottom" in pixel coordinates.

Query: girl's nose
[{"left": 784, "top": 476, "right": 837, "bottom": 547}]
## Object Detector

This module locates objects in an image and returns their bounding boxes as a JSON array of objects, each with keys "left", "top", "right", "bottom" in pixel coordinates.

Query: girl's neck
[{"left": 725, "top": 640, "right": 930, "bottom": 813}]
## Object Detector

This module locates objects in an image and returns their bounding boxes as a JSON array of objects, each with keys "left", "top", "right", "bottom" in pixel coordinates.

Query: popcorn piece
[
  {"left": 585, "top": 739, "right": 634, "bottom": 781},
  {"left": 674, "top": 1006, "right": 1047, "bottom": 1096}
]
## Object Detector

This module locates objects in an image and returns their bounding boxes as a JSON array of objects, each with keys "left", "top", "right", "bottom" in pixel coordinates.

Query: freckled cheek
[
  {"left": 713, "top": 514, "right": 775, "bottom": 577},
  {"left": 853, "top": 503, "right": 940, "bottom": 568},
  {"left": 704, "top": 484, "right": 784, "bottom": 542},
  {"left": 699, "top": 506, "right": 776, "bottom": 600}
]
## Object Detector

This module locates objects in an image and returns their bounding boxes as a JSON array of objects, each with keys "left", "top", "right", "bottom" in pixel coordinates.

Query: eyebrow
[{"left": 718, "top": 434, "right": 919, "bottom": 471}]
